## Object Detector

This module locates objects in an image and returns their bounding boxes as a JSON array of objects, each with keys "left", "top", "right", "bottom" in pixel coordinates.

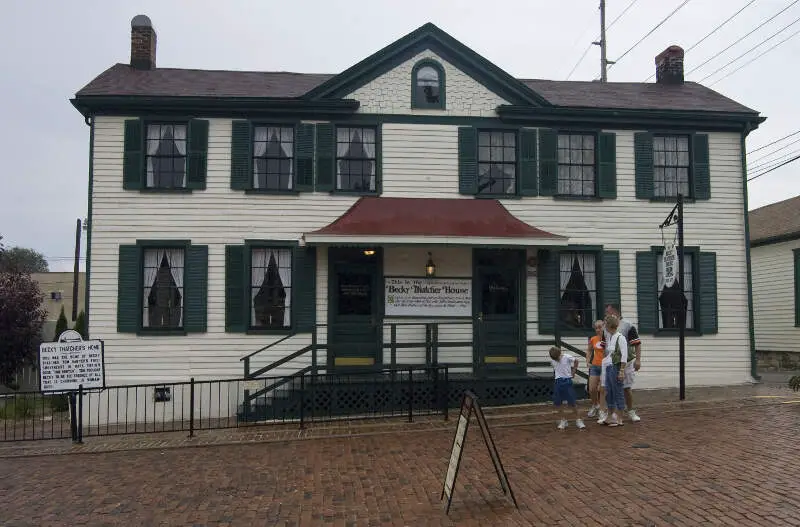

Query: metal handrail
[{"left": 240, "top": 332, "right": 298, "bottom": 362}]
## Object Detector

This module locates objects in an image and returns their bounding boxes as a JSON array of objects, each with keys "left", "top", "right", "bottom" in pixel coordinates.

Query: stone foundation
[{"left": 756, "top": 350, "right": 800, "bottom": 371}]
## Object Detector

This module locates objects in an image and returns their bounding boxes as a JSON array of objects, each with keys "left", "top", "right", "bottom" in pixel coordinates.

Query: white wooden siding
[
  {"left": 345, "top": 50, "right": 509, "bottom": 116},
  {"left": 752, "top": 239, "right": 800, "bottom": 352},
  {"left": 90, "top": 117, "right": 751, "bottom": 390}
]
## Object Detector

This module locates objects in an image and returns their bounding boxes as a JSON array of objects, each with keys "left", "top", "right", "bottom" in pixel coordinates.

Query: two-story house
[{"left": 71, "top": 15, "right": 763, "bottom": 419}]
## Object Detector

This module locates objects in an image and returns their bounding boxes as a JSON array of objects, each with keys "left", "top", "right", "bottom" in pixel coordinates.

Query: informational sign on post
[
  {"left": 441, "top": 391, "right": 517, "bottom": 514},
  {"left": 38, "top": 331, "right": 105, "bottom": 392},
  {"left": 662, "top": 243, "right": 678, "bottom": 288}
]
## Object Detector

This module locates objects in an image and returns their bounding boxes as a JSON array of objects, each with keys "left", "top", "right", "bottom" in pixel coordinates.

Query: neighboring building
[
  {"left": 70, "top": 16, "right": 763, "bottom": 418},
  {"left": 750, "top": 195, "right": 800, "bottom": 369},
  {"left": 32, "top": 272, "right": 87, "bottom": 341}
]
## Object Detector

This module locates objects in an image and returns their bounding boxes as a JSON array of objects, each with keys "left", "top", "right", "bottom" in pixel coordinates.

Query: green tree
[
  {"left": 0, "top": 247, "right": 49, "bottom": 274},
  {"left": 54, "top": 306, "right": 69, "bottom": 341},
  {"left": 0, "top": 273, "right": 46, "bottom": 386},
  {"left": 790, "top": 376, "right": 800, "bottom": 392},
  {"left": 73, "top": 310, "right": 88, "bottom": 339}
]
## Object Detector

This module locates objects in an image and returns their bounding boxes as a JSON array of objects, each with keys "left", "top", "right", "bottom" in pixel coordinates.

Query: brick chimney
[
  {"left": 130, "top": 15, "right": 156, "bottom": 70},
  {"left": 655, "top": 45, "right": 684, "bottom": 85}
]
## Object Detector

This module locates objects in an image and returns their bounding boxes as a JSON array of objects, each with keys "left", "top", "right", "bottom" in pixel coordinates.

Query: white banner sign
[
  {"left": 662, "top": 244, "right": 678, "bottom": 288},
  {"left": 39, "top": 340, "right": 105, "bottom": 392},
  {"left": 385, "top": 277, "right": 472, "bottom": 317}
]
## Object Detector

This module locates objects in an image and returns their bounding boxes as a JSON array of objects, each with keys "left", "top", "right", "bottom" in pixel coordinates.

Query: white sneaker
[
  {"left": 597, "top": 410, "right": 608, "bottom": 425},
  {"left": 587, "top": 406, "right": 598, "bottom": 418},
  {"left": 607, "top": 414, "right": 619, "bottom": 427},
  {"left": 557, "top": 419, "right": 568, "bottom": 430},
  {"left": 628, "top": 410, "right": 641, "bottom": 422},
  {"left": 576, "top": 419, "right": 586, "bottom": 430}
]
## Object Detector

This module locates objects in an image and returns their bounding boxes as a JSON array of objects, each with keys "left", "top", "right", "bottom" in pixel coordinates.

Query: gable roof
[{"left": 749, "top": 194, "right": 800, "bottom": 246}]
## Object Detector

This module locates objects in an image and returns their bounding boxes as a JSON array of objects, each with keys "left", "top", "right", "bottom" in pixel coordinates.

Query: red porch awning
[{"left": 303, "top": 197, "right": 567, "bottom": 246}]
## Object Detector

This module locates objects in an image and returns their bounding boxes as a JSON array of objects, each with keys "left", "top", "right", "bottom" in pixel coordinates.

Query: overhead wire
[
  {"left": 643, "top": 0, "right": 757, "bottom": 81},
  {"left": 748, "top": 148, "right": 800, "bottom": 172},
  {"left": 697, "top": 14, "right": 800, "bottom": 82},
  {"left": 748, "top": 153, "right": 800, "bottom": 181},
  {"left": 747, "top": 128, "right": 800, "bottom": 154},
  {"left": 708, "top": 25, "right": 800, "bottom": 85},
  {"left": 608, "top": 0, "right": 692, "bottom": 70},
  {"left": 685, "top": 0, "right": 800, "bottom": 77},
  {"left": 747, "top": 136, "right": 800, "bottom": 164}
]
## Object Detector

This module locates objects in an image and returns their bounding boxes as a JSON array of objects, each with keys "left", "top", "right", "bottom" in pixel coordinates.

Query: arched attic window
[{"left": 412, "top": 60, "right": 445, "bottom": 109}]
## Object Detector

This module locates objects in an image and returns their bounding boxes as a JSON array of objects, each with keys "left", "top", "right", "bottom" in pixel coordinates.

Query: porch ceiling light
[
  {"left": 363, "top": 249, "right": 376, "bottom": 256},
  {"left": 425, "top": 252, "right": 436, "bottom": 278}
]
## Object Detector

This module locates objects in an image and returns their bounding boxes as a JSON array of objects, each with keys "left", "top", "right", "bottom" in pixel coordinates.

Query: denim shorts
[
  {"left": 553, "top": 378, "right": 577, "bottom": 406},
  {"left": 589, "top": 365, "right": 602, "bottom": 377}
]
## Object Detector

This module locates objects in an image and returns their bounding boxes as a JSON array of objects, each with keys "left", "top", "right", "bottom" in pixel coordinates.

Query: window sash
[
  {"left": 557, "top": 133, "right": 596, "bottom": 196},
  {"left": 250, "top": 247, "right": 293, "bottom": 329},
  {"left": 145, "top": 123, "right": 187, "bottom": 189},
  {"left": 558, "top": 252, "right": 597, "bottom": 330},
  {"left": 336, "top": 127, "right": 377, "bottom": 192},
  {"left": 656, "top": 252, "right": 695, "bottom": 330},
  {"left": 142, "top": 248, "right": 185, "bottom": 329},
  {"left": 253, "top": 125, "right": 295, "bottom": 191},
  {"left": 477, "top": 130, "right": 517, "bottom": 195},
  {"left": 653, "top": 135, "right": 691, "bottom": 197}
]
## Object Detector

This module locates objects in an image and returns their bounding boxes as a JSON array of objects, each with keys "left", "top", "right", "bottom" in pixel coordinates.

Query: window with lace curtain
[
  {"left": 251, "top": 247, "right": 293, "bottom": 329},
  {"left": 336, "top": 127, "right": 377, "bottom": 193},
  {"left": 558, "top": 252, "right": 597, "bottom": 330},
  {"left": 252, "top": 125, "right": 294, "bottom": 190},
  {"left": 145, "top": 123, "right": 187, "bottom": 189},
  {"left": 142, "top": 248, "right": 185, "bottom": 328}
]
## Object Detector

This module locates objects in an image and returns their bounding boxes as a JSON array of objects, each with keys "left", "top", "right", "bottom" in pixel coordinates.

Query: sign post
[
  {"left": 659, "top": 194, "right": 686, "bottom": 400},
  {"left": 441, "top": 391, "right": 517, "bottom": 514}
]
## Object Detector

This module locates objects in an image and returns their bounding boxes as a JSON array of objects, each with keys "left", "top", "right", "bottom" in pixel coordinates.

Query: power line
[
  {"left": 708, "top": 25, "right": 800, "bottom": 86},
  {"left": 748, "top": 136, "right": 800, "bottom": 163},
  {"left": 565, "top": 0, "right": 640, "bottom": 80},
  {"left": 698, "top": 14, "right": 800, "bottom": 83},
  {"left": 748, "top": 153, "right": 800, "bottom": 181},
  {"left": 747, "top": 128, "right": 800, "bottom": 154},
  {"left": 643, "top": 0, "right": 757, "bottom": 81},
  {"left": 748, "top": 147, "right": 800, "bottom": 172},
  {"left": 686, "top": 0, "right": 800, "bottom": 77},
  {"left": 609, "top": 0, "right": 693, "bottom": 69}
]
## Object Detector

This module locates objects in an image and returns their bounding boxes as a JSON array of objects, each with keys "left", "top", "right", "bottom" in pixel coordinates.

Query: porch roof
[{"left": 303, "top": 197, "right": 567, "bottom": 246}]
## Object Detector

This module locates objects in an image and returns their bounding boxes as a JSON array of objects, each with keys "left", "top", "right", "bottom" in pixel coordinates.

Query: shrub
[
  {"left": 790, "top": 375, "right": 800, "bottom": 392},
  {"left": 0, "top": 396, "right": 35, "bottom": 419},
  {"left": 54, "top": 306, "right": 69, "bottom": 341},
  {"left": 49, "top": 394, "right": 70, "bottom": 413}
]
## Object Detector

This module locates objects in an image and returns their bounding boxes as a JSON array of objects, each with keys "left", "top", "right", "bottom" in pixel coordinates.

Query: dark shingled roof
[
  {"left": 75, "top": 64, "right": 758, "bottom": 114},
  {"left": 749, "top": 194, "right": 800, "bottom": 244},
  {"left": 519, "top": 79, "right": 756, "bottom": 113}
]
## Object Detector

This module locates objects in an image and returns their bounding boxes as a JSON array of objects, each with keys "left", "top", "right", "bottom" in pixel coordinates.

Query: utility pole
[
  {"left": 593, "top": 0, "right": 615, "bottom": 82},
  {"left": 72, "top": 218, "right": 81, "bottom": 321}
]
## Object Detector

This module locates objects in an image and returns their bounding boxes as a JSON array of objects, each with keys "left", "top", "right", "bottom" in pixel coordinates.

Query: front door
[
  {"left": 328, "top": 248, "right": 382, "bottom": 369},
  {"left": 473, "top": 249, "right": 525, "bottom": 376}
]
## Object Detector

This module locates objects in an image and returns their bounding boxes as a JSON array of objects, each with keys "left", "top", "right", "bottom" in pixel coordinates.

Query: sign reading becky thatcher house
[
  {"left": 69, "top": 13, "right": 765, "bottom": 425},
  {"left": 385, "top": 278, "right": 471, "bottom": 317}
]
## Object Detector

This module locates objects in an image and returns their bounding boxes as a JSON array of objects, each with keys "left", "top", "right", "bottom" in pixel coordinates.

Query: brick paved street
[{"left": 1, "top": 390, "right": 800, "bottom": 526}]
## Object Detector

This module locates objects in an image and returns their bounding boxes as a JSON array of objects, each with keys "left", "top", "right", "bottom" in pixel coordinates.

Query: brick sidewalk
[{"left": 0, "top": 384, "right": 799, "bottom": 525}]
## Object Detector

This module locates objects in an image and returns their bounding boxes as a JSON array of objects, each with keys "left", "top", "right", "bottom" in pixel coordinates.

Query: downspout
[
  {"left": 84, "top": 115, "right": 94, "bottom": 337},
  {"left": 741, "top": 124, "right": 760, "bottom": 381}
]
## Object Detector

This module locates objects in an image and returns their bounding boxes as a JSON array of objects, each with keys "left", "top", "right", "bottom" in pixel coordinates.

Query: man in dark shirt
[{"left": 604, "top": 304, "right": 642, "bottom": 422}]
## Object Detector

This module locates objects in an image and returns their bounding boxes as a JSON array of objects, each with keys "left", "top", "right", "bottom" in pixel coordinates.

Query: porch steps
[{"left": 237, "top": 371, "right": 587, "bottom": 423}]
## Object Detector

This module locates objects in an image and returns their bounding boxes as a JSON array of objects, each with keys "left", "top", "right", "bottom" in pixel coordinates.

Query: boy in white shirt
[{"left": 548, "top": 346, "right": 586, "bottom": 430}]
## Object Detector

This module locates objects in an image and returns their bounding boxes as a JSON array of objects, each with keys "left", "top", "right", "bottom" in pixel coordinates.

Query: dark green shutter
[
  {"left": 634, "top": 132, "right": 654, "bottom": 199},
  {"left": 537, "top": 250, "right": 558, "bottom": 334},
  {"left": 693, "top": 134, "right": 710, "bottom": 200},
  {"left": 795, "top": 250, "right": 800, "bottom": 327},
  {"left": 519, "top": 129, "right": 538, "bottom": 196},
  {"left": 698, "top": 252, "right": 718, "bottom": 334},
  {"left": 295, "top": 123, "right": 315, "bottom": 192},
  {"left": 230, "top": 120, "right": 251, "bottom": 191},
  {"left": 601, "top": 251, "right": 620, "bottom": 313},
  {"left": 597, "top": 132, "right": 617, "bottom": 199},
  {"left": 315, "top": 123, "right": 335, "bottom": 192},
  {"left": 458, "top": 127, "right": 477, "bottom": 195},
  {"left": 293, "top": 246, "right": 317, "bottom": 332},
  {"left": 225, "top": 245, "right": 247, "bottom": 332},
  {"left": 184, "top": 245, "right": 208, "bottom": 333},
  {"left": 123, "top": 119, "right": 144, "bottom": 190},
  {"left": 186, "top": 119, "right": 209, "bottom": 190},
  {"left": 117, "top": 244, "right": 140, "bottom": 332},
  {"left": 636, "top": 251, "right": 657, "bottom": 334},
  {"left": 538, "top": 129, "right": 558, "bottom": 196}
]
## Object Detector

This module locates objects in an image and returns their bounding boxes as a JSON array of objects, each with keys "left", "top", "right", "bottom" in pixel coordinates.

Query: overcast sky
[{"left": 1, "top": 0, "right": 797, "bottom": 271}]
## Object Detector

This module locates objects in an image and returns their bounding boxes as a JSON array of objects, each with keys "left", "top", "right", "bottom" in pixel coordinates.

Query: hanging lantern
[{"left": 425, "top": 252, "right": 436, "bottom": 278}]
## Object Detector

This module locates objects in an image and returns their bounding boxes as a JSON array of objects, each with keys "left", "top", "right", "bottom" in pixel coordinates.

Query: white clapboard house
[
  {"left": 70, "top": 16, "right": 764, "bottom": 421},
  {"left": 750, "top": 194, "right": 800, "bottom": 366}
]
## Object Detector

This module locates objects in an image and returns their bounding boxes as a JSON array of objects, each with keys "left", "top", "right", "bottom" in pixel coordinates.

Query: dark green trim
[
  {"left": 85, "top": 118, "right": 94, "bottom": 336},
  {"left": 304, "top": 23, "right": 548, "bottom": 106},
  {"left": 648, "top": 245, "right": 702, "bottom": 334},
  {"left": 741, "top": 131, "right": 759, "bottom": 380},
  {"left": 551, "top": 129, "right": 601, "bottom": 198},
  {"left": 751, "top": 231, "right": 800, "bottom": 248},
  {"left": 331, "top": 123, "right": 382, "bottom": 195},
  {"left": 795, "top": 249, "right": 800, "bottom": 327},
  {"left": 498, "top": 105, "right": 764, "bottom": 132},
  {"left": 411, "top": 59, "right": 446, "bottom": 110},
  {"left": 71, "top": 96, "right": 359, "bottom": 119}
]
